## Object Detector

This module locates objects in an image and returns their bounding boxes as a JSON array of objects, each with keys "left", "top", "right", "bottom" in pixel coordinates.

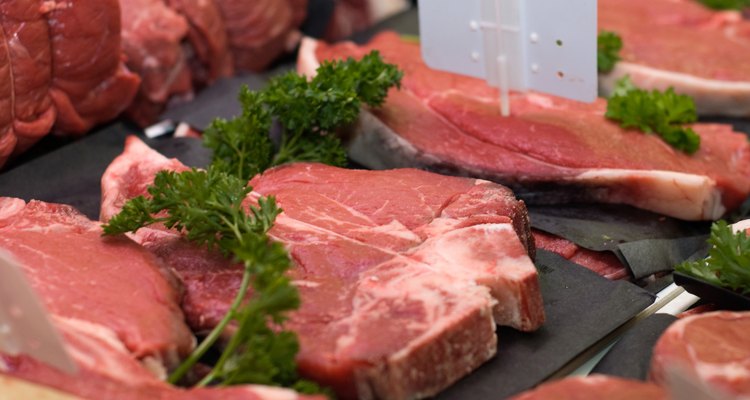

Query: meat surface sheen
[
  {"left": 651, "top": 311, "right": 750, "bottom": 399},
  {"left": 508, "top": 375, "right": 668, "bottom": 400},
  {"left": 0, "top": 0, "right": 56, "bottom": 168},
  {"left": 300, "top": 32, "right": 750, "bottom": 221},
  {"left": 599, "top": 0, "right": 750, "bottom": 116},
  {"left": 0, "top": 316, "right": 322, "bottom": 400},
  {"left": 0, "top": 197, "right": 194, "bottom": 369},
  {"left": 47, "top": 0, "right": 140, "bottom": 135},
  {"left": 100, "top": 136, "right": 545, "bottom": 400}
]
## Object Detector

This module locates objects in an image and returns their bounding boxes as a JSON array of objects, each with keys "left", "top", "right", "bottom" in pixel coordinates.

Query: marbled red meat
[
  {"left": 100, "top": 136, "right": 544, "bottom": 400},
  {"left": 509, "top": 375, "right": 667, "bottom": 400},
  {"left": 299, "top": 32, "right": 750, "bottom": 221},
  {"left": 651, "top": 311, "right": 750, "bottom": 399},
  {"left": 599, "top": 0, "right": 750, "bottom": 116}
]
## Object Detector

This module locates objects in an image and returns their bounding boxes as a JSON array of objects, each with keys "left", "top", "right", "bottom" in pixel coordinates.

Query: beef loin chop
[
  {"left": 508, "top": 375, "right": 668, "bottom": 400},
  {"left": 0, "top": 197, "right": 194, "bottom": 369},
  {"left": 100, "top": 136, "right": 545, "bottom": 400},
  {"left": 599, "top": 0, "right": 750, "bottom": 117},
  {"left": 651, "top": 311, "right": 750, "bottom": 399},
  {"left": 298, "top": 32, "right": 750, "bottom": 221}
]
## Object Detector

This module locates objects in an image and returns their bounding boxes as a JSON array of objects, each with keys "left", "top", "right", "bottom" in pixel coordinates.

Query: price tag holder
[{"left": 419, "top": 0, "right": 597, "bottom": 115}]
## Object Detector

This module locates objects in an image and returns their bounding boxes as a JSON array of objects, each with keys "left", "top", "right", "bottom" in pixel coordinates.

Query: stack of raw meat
[{"left": 0, "top": 0, "right": 308, "bottom": 169}]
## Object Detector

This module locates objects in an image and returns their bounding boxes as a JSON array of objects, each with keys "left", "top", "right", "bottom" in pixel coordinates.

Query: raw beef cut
[
  {"left": 532, "top": 230, "right": 629, "bottom": 280},
  {"left": 598, "top": 0, "right": 750, "bottom": 116},
  {"left": 651, "top": 311, "right": 750, "bottom": 399},
  {"left": 298, "top": 32, "right": 750, "bottom": 221},
  {"left": 213, "top": 0, "right": 307, "bottom": 72},
  {"left": 47, "top": 0, "right": 140, "bottom": 135},
  {"left": 100, "top": 136, "right": 545, "bottom": 400},
  {"left": 0, "top": 197, "right": 194, "bottom": 369},
  {"left": 1, "top": 315, "right": 322, "bottom": 400},
  {"left": 508, "top": 375, "right": 667, "bottom": 400},
  {"left": 0, "top": 1, "right": 57, "bottom": 167},
  {"left": 119, "top": 0, "right": 193, "bottom": 127}
]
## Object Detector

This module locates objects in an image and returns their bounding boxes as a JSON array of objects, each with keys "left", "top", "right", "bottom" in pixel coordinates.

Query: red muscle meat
[
  {"left": 299, "top": 33, "right": 750, "bottom": 221},
  {"left": 509, "top": 375, "right": 668, "bottom": 400},
  {"left": 0, "top": 0, "right": 56, "bottom": 168},
  {"left": 100, "top": 136, "right": 544, "bottom": 400},
  {"left": 532, "top": 230, "right": 629, "bottom": 280},
  {"left": 214, "top": 0, "right": 307, "bottom": 72},
  {"left": 651, "top": 311, "right": 750, "bottom": 399},
  {"left": 0, "top": 197, "right": 194, "bottom": 368},
  {"left": 47, "top": 0, "right": 140, "bottom": 135},
  {"left": 119, "top": 0, "right": 192, "bottom": 127},
  {"left": 1, "top": 313, "right": 323, "bottom": 400},
  {"left": 599, "top": 0, "right": 750, "bottom": 116}
]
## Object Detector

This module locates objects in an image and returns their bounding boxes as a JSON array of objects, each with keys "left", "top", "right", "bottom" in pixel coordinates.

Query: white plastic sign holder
[{"left": 419, "top": 0, "right": 597, "bottom": 116}]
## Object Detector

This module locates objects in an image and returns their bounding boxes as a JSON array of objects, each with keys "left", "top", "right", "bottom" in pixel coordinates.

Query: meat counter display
[{"left": 2, "top": 2, "right": 750, "bottom": 400}]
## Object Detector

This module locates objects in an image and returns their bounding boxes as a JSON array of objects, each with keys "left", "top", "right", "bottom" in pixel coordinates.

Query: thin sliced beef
[
  {"left": 651, "top": 311, "right": 750, "bottom": 399},
  {"left": 0, "top": 0, "right": 56, "bottom": 168},
  {"left": 100, "top": 136, "right": 544, "bottom": 400},
  {"left": 119, "top": 0, "right": 192, "bottom": 127},
  {"left": 214, "top": 0, "right": 306, "bottom": 71},
  {"left": 164, "top": 0, "right": 233, "bottom": 86},
  {"left": 47, "top": 0, "right": 140, "bottom": 135},
  {"left": 0, "top": 197, "right": 194, "bottom": 369},
  {"left": 299, "top": 33, "right": 750, "bottom": 221},
  {"left": 599, "top": 0, "right": 750, "bottom": 116},
  {"left": 1, "top": 315, "right": 322, "bottom": 400},
  {"left": 508, "top": 375, "right": 667, "bottom": 400}
]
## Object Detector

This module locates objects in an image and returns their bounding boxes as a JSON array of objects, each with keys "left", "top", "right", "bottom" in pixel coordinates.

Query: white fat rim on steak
[
  {"left": 732, "top": 219, "right": 750, "bottom": 233},
  {"left": 600, "top": 62, "right": 750, "bottom": 117},
  {"left": 573, "top": 169, "right": 723, "bottom": 220}
]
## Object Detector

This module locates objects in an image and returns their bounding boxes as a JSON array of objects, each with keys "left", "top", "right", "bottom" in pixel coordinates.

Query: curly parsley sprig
[
  {"left": 606, "top": 76, "right": 700, "bottom": 154},
  {"left": 697, "top": 0, "right": 749, "bottom": 10},
  {"left": 676, "top": 220, "right": 750, "bottom": 294},
  {"left": 597, "top": 31, "right": 622, "bottom": 73}
]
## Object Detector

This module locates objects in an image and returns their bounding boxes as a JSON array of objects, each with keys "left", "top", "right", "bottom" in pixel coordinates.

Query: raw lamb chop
[
  {"left": 599, "top": 0, "right": 750, "bottom": 116},
  {"left": 0, "top": 197, "right": 194, "bottom": 369},
  {"left": 651, "top": 311, "right": 750, "bottom": 399},
  {"left": 508, "top": 375, "right": 667, "bottom": 400},
  {"left": 298, "top": 32, "right": 750, "bottom": 221},
  {"left": 100, "top": 136, "right": 545, "bottom": 400},
  {"left": 1, "top": 314, "right": 323, "bottom": 400}
]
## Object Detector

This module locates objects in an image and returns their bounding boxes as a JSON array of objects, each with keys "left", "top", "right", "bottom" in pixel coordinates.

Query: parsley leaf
[
  {"left": 598, "top": 31, "right": 622, "bottom": 73},
  {"left": 697, "top": 0, "right": 750, "bottom": 10},
  {"left": 676, "top": 220, "right": 750, "bottom": 294},
  {"left": 606, "top": 76, "right": 701, "bottom": 154},
  {"left": 203, "top": 50, "right": 403, "bottom": 181}
]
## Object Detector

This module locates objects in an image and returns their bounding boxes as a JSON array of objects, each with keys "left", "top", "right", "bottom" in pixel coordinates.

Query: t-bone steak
[
  {"left": 651, "top": 311, "right": 750, "bottom": 399},
  {"left": 297, "top": 32, "right": 750, "bottom": 221},
  {"left": 508, "top": 375, "right": 667, "bottom": 400},
  {"left": 599, "top": 0, "right": 750, "bottom": 116},
  {"left": 100, "top": 136, "right": 545, "bottom": 400},
  {"left": 0, "top": 197, "right": 194, "bottom": 370}
]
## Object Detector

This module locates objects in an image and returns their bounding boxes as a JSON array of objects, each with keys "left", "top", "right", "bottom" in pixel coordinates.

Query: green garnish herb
[
  {"left": 204, "top": 50, "right": 403, "bottom": 181},
  {"left": 104, "top": 52, "right": 403, "bottom": 395},
  {"left": 597, "top": 31, "right": 622, "bottom": 73},
  {"left": 697, "top": 0, "right": 750, "bottom": 10},
  {"left": 676, "top": 220, "right": 750, "bottom": 295},
  {"left": 606, "top": 76, "right": 701, "bottom": 154}
]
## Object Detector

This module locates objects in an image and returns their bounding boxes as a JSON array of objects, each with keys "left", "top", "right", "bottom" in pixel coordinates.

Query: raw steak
[
  {"left": 599, "top": 0, "right": 750, "bottom": 116},
  {"left": 651, "top": 311, "right": 750, "bottom": 399},
  {"left": 508, "top": 375, "right": 667, "bottom": 400},
  {"left": 100, "top": 136, "right": 544, "bottom": 400},
  {"left": 47, "top": 0, "right": 140, "bottom": 135},
  {"left": 298, "top": 32, "right": 750, "bottom": 221},
  {"left": 1, "top": 315, "right": 322, "bottom": 400},
  {"left": 0, "top": 1, "right": 56, "bottom": 167},
  {"left": 532, "top": 230, "right": 629, "bottom": 280},
  {"left": 119, "top": 0, "right": 193, "bottom": 126},
  {"left": 213, "top": 0, "right": 306, "bottom": 72},
  {"left": 0, "top": 197, "right": 194, "bottom": 369}
]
